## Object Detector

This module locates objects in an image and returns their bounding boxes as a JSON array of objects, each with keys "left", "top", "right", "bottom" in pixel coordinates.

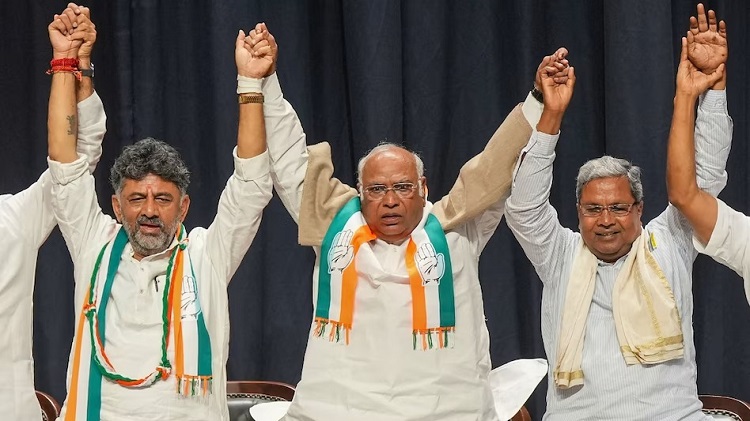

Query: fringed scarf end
[
  {"left": 313, "top": 318, "right": 351, "bottom": 345},
  {"left": 412, "top": 327, "right": 455, "bottom": 350},
  {"left": 177, "top": 374, "right": 213, "bottom": 397}
]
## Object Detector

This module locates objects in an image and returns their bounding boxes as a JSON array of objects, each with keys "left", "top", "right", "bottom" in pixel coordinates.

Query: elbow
[{"left": 667, "top": 181, "right": 697, "bottom": 210}]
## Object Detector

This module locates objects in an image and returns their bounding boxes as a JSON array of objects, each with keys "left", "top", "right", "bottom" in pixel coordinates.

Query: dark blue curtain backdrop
[{"left": 2, "top": 1, "right": 750, "bottom": 419}]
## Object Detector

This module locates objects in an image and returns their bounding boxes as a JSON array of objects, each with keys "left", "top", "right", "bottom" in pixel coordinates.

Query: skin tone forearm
[
  {"left": 537, "top": 110, "right": 565, "bottom": 135},
  {"left": 237, "top": 101, "right": 266, "bottom": 158},
  {"left": 234, "top": 28, "right": 271, "bottom": 159},
  {"left": 666, "top": 93, "right": 718, "bottom": 245},
  {"left": 666, "top": 4, "right": 727, "bottom": 245},
  {"left": 48, "top": 72, "right": 79, "bottom": 163}
]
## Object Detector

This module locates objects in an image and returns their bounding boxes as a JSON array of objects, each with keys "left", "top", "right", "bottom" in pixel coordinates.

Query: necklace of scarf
[
  {"left": 64, "top": 225, "right": 213, "bottom": 421},
  {"left": 315, "top": 198, "right": 456, "bottom": 350}
]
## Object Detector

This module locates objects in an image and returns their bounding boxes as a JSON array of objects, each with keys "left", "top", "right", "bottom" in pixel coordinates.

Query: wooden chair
[
  {"left": 226, "top": 380, "right": 295, "bottom": 421},
  {"left": 510, "top": 405, "right": 532, "bottom": 421},
  {"left": 36, "top": 390, "right": 61, "bottom": 421},
  {"left": 700, "top": 394, "right": 750, "bottom": 420}
]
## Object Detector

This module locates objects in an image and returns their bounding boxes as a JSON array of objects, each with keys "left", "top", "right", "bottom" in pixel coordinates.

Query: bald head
[{"left": 356, "top": 143, "right": 424, "bottom": 188}]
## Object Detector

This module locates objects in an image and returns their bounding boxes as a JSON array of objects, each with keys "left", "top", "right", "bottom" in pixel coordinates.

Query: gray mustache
[{"left": 137, "top": 215, "right": 163, "bottom": 228}]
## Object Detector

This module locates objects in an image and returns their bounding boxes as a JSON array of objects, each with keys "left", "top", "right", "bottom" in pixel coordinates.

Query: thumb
[
  {"left": 236, "top": 30, "right": 246, "bottom": 49},
  {"left": 566, "top": 66, "right": 576, "bottom": 88},
  {"left": 680, "top": 36, "right": 688, "bottom": 63},
  {"left": 708, "top": 63, "right": 726, "bottom": 84}
]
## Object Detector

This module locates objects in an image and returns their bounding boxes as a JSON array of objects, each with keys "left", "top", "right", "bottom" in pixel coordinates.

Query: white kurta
[
  {"left": 694, "top": 198, "right": 750, "bottom": 305},
  {"left": 0, "top": 93, "right": 105, "bottom": 421},
  {"left": 261, "top": 73, "right": 540, "bottom": 421},
  {"left": 505, "top": 91, "right": 732, "bottom": 420},
  {"left": 49, "top": 149, "right": 272, "bottom": 421},
  {"left": 288, "top": 202, "right": 503, "bottom": 421}
]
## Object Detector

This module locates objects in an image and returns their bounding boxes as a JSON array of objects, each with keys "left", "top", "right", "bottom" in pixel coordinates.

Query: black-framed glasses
[
  {"left": 362, "top": 182, "right": 419, "bottom": 200},
  {"left": 579, "top": 202, "right": 639, "bottom": 217}
]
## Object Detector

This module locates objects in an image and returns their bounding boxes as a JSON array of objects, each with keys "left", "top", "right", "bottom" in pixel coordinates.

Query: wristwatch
[
  {"left": 531, "top": 85, "right": 543, "bottom": 103},
  {"left": 80, "top": 62, "right": 94, "bottom": 78}
]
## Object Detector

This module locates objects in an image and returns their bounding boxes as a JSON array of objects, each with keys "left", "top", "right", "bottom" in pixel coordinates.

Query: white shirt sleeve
[
  {"left": 48, "top": 154, "right": 118, "bottom": 263},
  {"left": 76, "top": 91, "right": 107, "bottom": 174},
  {"left": 0, "top": 92, "right": 107, "bottom": 250},
  {"left": 469, "top": 94, "right": 544, "bottom": 254},
  {"left": 262, "top": 73, "right": 309, "bottom": 223},
  {"left": 504, "top": 130, "right": 577, "bottom": 285},
  {"left": 203, "top": 148, "right": 273, "bottom": 282},
  {"left": 693, "top": 198, "right": 750, "bottom": 304}
]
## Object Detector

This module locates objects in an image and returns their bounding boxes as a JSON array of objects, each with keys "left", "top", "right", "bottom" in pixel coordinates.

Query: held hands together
[
  {"left": 48, "top": 3, "right": 95, "bottom": 60},
  {"left": 538, "top": 48, "right": 575, "bottom": 114},
  {"left": 236, "top": 22, "right": 278, "bottom": 79}
]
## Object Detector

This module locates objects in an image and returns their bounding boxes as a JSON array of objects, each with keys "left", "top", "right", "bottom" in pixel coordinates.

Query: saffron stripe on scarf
[
  {"left": 64, "top": 289, "right": 90, "bottom": 421},
  {"left": 173, "top": 248, "right": 185, "bottom": 393},
  {"left": 317, "top": 198, "right": 361, "bottom": 320},
  {"left": 406, "top": 240, "right": 428, "bottom": 332},
  {"left": 339, "top": 225, "right": 375, "bottom": 331}
]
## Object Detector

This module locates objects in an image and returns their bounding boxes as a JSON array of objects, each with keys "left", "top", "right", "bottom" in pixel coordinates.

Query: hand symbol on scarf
[
  {"left": 328, "top": 230, "right": 354, "bottom": 273},
  {"left": 416, "top": 243, "right": 445, "bottom": 286},
  {"left": 181, "top": 275, "right": 198, "bottom": 321}
]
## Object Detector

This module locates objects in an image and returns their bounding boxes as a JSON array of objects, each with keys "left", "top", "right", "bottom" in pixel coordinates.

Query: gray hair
[
  {"left": 110, "top": 138, "right": 191, "bottom": 195},
  {"left": 575, "top": 155, "right": 643, "bottom": 203},
  {"left": 356, "top": 142, "right": 425, "bottom": 197}
]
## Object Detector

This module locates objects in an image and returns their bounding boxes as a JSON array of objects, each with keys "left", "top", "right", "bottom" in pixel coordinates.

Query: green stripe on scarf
[
  {"left": 189, "top": 256, "right": 212, "bottom": 376},
  {"left": 424, "top": 214, "right": 455, "bottom": 328},
  {"left": 87, "top": 228, "right": 128, "bottom": 421},
  {"left": 316, "top": 197, "right": 361, "bottom": 320}
]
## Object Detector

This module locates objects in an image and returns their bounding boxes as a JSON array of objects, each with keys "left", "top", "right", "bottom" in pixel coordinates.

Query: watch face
[{"left": 81, "top": 63, "right": 94, "bottom": 78}]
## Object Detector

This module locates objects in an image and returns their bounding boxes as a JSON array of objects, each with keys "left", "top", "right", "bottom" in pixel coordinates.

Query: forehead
[
  {"left": 361, "top": 148, "right": 418, "bottom": 182},
  {"left": 121, "top": 174, "right": 180, "bottom": 195},
  {"left": 579, "top": 176, "right": 634, "bottom": 204}
]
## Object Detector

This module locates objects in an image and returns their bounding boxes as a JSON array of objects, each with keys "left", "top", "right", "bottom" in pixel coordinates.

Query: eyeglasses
[
  {"left": 362, "top": 182, "right": 419, "bottom": 200},
  {"left": 579, "top": 202, "right": 639, "bottom": 217}
]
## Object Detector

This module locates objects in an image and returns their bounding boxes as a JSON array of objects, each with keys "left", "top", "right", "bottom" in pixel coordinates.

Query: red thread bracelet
[{"left": 47, "top": 58, "right": 82, "bottom": 81}]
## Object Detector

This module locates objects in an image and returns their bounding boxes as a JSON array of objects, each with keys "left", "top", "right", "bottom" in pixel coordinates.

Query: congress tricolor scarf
[
  {"left": 315, "top": 198, "right": 456, "bottom": 350},
  {"left": 64, "top": 225, "right": 212, "bottom": 421}
]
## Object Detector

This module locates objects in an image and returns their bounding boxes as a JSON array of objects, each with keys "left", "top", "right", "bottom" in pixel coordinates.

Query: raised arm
[
  {"left": 47, "top": 10, "right": 119, "bottom": 262},
  {"left": 248, "top": 23, "right": 310, "bottom": 222},
  {"left": 47, "top": 10, "right": 86, "bottom": 163},
  {"left": 667, "top": 6, "right": 728, "bottom": 245},
  {"left": 203, "top": 28, "right": 273, "bottom": 280},
  {"left": 433, "top": 48, "right": 570, "bottom": 253},
  {"left": 248, "top": 24, "right": 357, "bottom": 247},
  {"left": 504, "top": 56, "right": 577, "bottom": 284},
  {"left": 66, "top": 2, "right": 105, "bottom": 172}
]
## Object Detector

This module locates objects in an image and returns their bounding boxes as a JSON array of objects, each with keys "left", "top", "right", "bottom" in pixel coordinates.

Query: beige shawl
[
  {"left": 554, "top": 231, "right": 684, "bottom": 388},
  {"left": 298, "top": 104, "right": 532, "bottom": 245}
]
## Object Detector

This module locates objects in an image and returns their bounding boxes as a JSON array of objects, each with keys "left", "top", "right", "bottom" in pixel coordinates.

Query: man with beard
[
  {"left": 0, "top": 3, "right": 105, "bottom": 419},
  {"left": 46, "top": 17, "right": 274, "bottom": 420}
]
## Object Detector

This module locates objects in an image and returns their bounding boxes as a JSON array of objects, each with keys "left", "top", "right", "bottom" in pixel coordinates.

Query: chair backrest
[
  {"left": 510, "top": 405, "right": 532, "bottom": 421},
  {"left": 226, "top": 380, "right": 296, "bottom": 421},
  {"left": 36, "top": 390, "right": 61, "bottom": 421},
  {"left": 701, "top": 394, "right": 750, "bottom": 421}
]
